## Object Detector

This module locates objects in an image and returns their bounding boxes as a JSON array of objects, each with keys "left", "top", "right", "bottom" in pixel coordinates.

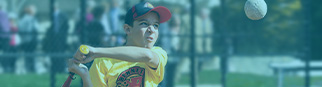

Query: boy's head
[{"left": 124, "top": 2, "right": 171, "bottom": 49}]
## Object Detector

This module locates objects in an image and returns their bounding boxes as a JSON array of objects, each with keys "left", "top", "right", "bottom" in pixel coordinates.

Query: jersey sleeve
[
  {"left": 147, "top": 47, "right": 168, "bottom": 83},
  {"left": 89, "top": 58, "right": 113, "bottom": 87}
]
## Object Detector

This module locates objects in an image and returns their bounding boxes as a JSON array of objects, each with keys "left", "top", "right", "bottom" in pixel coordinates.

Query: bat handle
[{"left": 62, "top": 72, "right": 76, "bottom": 87}]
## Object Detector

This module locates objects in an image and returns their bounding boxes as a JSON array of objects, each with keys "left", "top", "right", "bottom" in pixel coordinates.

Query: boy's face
[{"left": 126, "top": 12, "right": 160, "bottom": 49}]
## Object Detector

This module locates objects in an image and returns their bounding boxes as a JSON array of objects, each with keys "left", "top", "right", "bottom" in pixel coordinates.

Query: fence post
[
  {"left": 301, "top": 0, "right": 312, "bottom": 87},
  {"left": 49, "top": 0, "right": 56, "bottom": 87},
  {"left": 190, "top": 0, "right": 197, "bottom": 87}
]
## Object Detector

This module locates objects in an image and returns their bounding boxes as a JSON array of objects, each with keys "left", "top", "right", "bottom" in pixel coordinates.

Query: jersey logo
[{"left": 116, "top": 66, "right": 145, "bottom": 87}]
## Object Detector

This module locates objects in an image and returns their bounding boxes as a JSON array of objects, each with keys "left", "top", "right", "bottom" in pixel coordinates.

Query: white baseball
[{"left": 244, "top": 0, "right": 267, "bottom": 20}]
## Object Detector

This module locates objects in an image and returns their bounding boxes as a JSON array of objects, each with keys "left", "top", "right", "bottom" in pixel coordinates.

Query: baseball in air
[{"left": 244, "top": 0, "right": 267, "bottom": 20}]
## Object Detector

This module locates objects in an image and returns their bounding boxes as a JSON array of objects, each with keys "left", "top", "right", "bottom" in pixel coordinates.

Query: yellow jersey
[{"left": 89, "top": 47, "right": 168, "bottom": 87}]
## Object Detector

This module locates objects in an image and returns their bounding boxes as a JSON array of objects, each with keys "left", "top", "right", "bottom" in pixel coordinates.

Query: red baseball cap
[{"left": 125, "top": 2, "right": 172, "bottom": 25}]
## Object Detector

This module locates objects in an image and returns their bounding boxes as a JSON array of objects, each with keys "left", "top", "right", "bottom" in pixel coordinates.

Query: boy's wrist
[
  {"left": 91, "top": 47, "right": 105, "bottom": 58},
  {"left": 88, "top": 46, "right": 98, "bottom": 58},
  {"left": 79, "top": 71, "right": 90, "bottom": 79},
  {"left": 92, "top": 48, "right": 97, "bottom": 55},
  {"left": 93, "top": 48, "right": 100, "bottom": 58}
]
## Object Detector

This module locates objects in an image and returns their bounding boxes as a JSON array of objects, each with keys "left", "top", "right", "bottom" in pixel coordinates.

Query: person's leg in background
[
  {"left": 24, "top": 42, "right": 36, "bottom": 73},
  {"left": 0, "top": 38, "right": 3, "bottom": 73},
  {"left": 5, "top": 45, "right": 17, "bottom": 73},
  {"left": 0, "top": 38, "right": 11, "bottom": 73}
]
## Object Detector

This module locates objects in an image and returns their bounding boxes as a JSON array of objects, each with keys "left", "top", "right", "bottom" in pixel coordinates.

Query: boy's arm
[
  {"left": 81, "top": 74, "right": 93, "bottom": 87},
  {"left": 93, "top": 46, "right": 159, "bottom": 68}
]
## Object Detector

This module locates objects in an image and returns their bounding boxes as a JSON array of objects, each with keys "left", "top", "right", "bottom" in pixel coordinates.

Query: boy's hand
[
  {"left": 73, "top": 45, "right": 96, "bottom": 63},
  {"left": 67, "top": 59, "right": 89, "bottom": 77}
]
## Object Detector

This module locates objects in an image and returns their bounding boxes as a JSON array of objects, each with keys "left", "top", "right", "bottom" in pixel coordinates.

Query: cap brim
[
  {"left": 151, "top": 6, "right": 171, "bottom": 23},
  {"left": 134, "top": 6, "right": 172, "bottom": 23}
]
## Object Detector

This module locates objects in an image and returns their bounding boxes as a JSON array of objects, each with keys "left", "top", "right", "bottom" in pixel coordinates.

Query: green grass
[
  {"left": 0, "top": 73, "right": 82, "bottom": 87},
  {"left": 0, "top": 70, "right": 321, "bottom": 87},
  {"left": 178, "top": 70, "right": 322, "bottom": 87}
]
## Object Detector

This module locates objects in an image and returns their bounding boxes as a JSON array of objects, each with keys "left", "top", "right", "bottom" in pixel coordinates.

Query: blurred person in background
[
  {"left": 85, "top": 0, "right": 95, "bottom": 24},
  {"left": 43, "top": 2, "right": 70, "bottom": 86},
  {"left": 179, "top": 5, "right": 191, "bottom": 55},
  {"left": 0, "top": 4, "right": 10, "bottom": 74},
  {"left": 84, "top": 5, "right": 106, "bottom": 47},
  {"left": 75, "top": 0, "right": 95, "bottom": 44},
  {"left": 100, "top": 2, "right": 112, "bottom": 47},
  {"left": 164, "top": 12, "right": 182, "bottom": 87},
  {"left": 177, "top": 4, "right": 193, "bottom": 77},
  {"left": 195, "top": 7, "right": 213, "bottom": 71},
  {"left": 0, "top": 13, "right": 20, "bottom": 73},
  {"left": 42, "top": 2, "right": 69, "bottom": 73},
  {"left": 8, "top": 16, "right": 20, "bottom": 73},
  {"left": 18, "top": 5, "right": 39, "bottom": 73},
  {"left": 0, "top": 5, "right": 10, "bottom": 52},
  {"left": 109, "top": 0, "right": 123, "bottom": 46}
]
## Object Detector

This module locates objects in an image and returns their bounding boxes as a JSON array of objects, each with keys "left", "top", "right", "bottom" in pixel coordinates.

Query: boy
[{"left": 68, "top": 2, "right": 171, "bottom": 87}]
